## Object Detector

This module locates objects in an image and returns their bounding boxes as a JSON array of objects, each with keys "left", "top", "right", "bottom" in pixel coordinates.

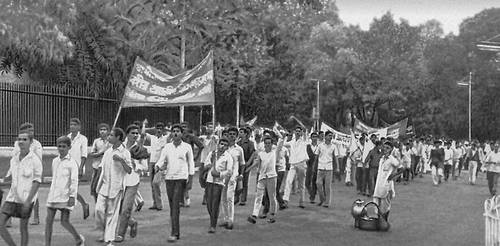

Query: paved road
[{"left": 1, "top": 171, "right": 487, "bottom": 246}]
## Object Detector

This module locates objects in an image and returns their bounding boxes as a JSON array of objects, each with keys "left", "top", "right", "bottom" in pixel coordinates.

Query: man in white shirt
[
  {"left": 443, "top": 142, "right": 454, "bottom": 181},
  {"left": 148, "top": 122, "right": 169, "bottom": 211},
  {"left": 203, "top": 137, "right": 233, "bottom": 233},
  {"left": 316, "top": 131, "right": 339, "bottom": 208},
  {"left": 0, "top": 131, "right": 42, "bottom": 246},
  {"left": 89, "top": 123, "right": 110, "bottom": 202},
  {"left": 373, "top": 141, "right": 403, "bottom": 222},
  {"left": 247, "top": 136, "right": 280, "bottom": 224},
  {"left": 95, "top": 127, "right": 132, "bottom": 245},
  {"left": 9, "top": 123, "right": 43, "bottom": 225},
  {"left": 485, "top": 142, "right": 500, "bottom": 196},
  {"left": 115, "top": 125, "right": 149, "bottom": 243},
  {"left": 67, "top": 118, "right": 90, "bottom": 220},
  {"left": 283, "top": 126, "right": 309, "bottom": 209},
  {"left": 222, "top": 127, "right": 244, "bottom": 230},
  {"left": 155, "top": 124, "right": 195, "bottom": 243}
]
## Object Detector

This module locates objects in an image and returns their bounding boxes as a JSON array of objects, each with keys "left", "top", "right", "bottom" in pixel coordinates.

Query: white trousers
[
  {"left": 469, "top": 161, "right": 478, "bottom": 184},
  {"left": 431, "top": 166, "right": 443, "bottom": 185},
  {"left": 283, "top": 161, "right": 307, "bottom": 204},
  {"left": 221, "top": 180, "right": 236, "bottom": 223},
  {"left": 95, "top": 191, "right": 123, "bottom": 243},
  {"left": 345, "top": 157, "right": 353, "bottom": 183},
  {"left": 252, "top": 177, "right": 277, "bottom": 216}
]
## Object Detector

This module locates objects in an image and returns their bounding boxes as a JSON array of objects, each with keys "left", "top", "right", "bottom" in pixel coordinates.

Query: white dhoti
[{"left": 95, "top": 191, "right": 123, "bottom": 243}]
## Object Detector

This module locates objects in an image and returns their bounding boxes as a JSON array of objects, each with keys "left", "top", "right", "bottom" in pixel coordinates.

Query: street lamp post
[
  {"left": 457, "top": 72, "right": 472, "bottom": 142},
  {"left": 311, "top": 79, "right": 324, "bottom": 131}
]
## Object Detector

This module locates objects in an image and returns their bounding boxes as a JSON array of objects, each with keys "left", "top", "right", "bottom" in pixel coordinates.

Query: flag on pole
[
  {"left": 120, "top": 51, "right": 214, "bottom": 108},
  {"left": 246, "top": 116, "right": 258, "bottom": 126}
]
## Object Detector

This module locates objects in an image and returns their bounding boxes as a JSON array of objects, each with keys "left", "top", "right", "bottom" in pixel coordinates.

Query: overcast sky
[{"left": 335, "top": 0, "right": 500, "bottom": 34}]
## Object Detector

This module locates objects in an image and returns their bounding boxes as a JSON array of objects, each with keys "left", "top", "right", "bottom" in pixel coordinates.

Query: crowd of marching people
[{"left": 0, "top": 118, "right": 498, "bottom": 246}]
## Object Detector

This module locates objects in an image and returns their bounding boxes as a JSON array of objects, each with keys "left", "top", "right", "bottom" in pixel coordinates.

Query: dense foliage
[{"left": 1, "top": 0, "right": 500, "bottom": 140}]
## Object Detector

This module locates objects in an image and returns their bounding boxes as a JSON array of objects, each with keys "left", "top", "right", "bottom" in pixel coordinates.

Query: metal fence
[
  {"left": 0, "top": 82, "right": 207, "bottom": 146},
  {"left": 0, "top": 82, "right": 119, "bottom": 146}
]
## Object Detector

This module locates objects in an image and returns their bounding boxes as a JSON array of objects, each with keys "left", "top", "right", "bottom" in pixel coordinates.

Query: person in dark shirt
[
  {"left": 306, "top": 132, "right": 319, "bottom": 203},
  {"left": 364, "top": 141, "right": 382, "bottom": 196},
  {"left": 235, "top": 127, "right": 255, "bottom": 206},
  {"left": 180, "top": 121, "right": 204, "bottom": 207},
  {"left": 430, "top": 140, "right": 445, "bottom": 186}
]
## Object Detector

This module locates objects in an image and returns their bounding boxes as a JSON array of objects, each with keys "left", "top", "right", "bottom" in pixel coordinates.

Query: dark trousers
[
  {"left": 403, "top": 168, "right": 410, "bottom": 181},
  {"left": 90, "top": 167, "right": 101, "bottom": 202},
  {"left": 205, "top": 183, "right": 223, "bottom": 228},
  {"left": 263, "top": 171, "right": 285, "bottom": 213},
  {"left": 487, "top": 172, "right": 500, "bottom": 196},
  {"left": 236, "top": 166, "right": 250, "bottom": 204},
  {"left": 368, "top": 168, "right": 378, "bottom": 195},
  {"left": 458, "top": 157, "right": 464, "bottom": 176},
  {"left": 166, "top": 179, "right": 186, "bottom": 238},
  {"left": 306, "top": 161, "right": 317, "bottom": 201},
  {"left": 444, "top": 165, "right": 452, "bottom": 181},
  {"left": 355, "top": 167, "right": 365, "bottom": 193},
  {"left": 411, "top": 156, "right": 420, "bottom": 179},
  {"left": 362, "top": 168, "right": 370, "bottom": 192}
]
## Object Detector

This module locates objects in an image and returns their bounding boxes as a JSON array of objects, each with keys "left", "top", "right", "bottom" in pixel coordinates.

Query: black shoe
[
  {"left": 258, "top": 214, "right": 267, "bottom": 219},
  {"left": 136, "top": 201, "right": 144, "bottom": 212},
  {"left": 226, "top": 222, "right": 233, "bottom": 230},
  {"left": 239, "top": 202, "right": 246, "bottom": 206},
  {"left": 218, "top": 222, "right": 228, "bottom": 228},
  {"left": 298, "top": 204, "right": 305, "bottom": 209},
  {"left": 317, "top": 201, "right": 323, "bottom": 206},
  {"left": 247, "top": 215, "right": 257, "bottom": 224}
]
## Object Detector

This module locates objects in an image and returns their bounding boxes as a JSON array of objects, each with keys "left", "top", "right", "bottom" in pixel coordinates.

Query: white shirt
[
  {"left": 46, "top": 154, "right": 79, "bottom": 206},
  {"left": 485, "top": 151, "right": 500, "bottom": 173},
  {"left": 444, "top": 148, "right": 453, "bottom": 165},
  {"left": 8, "top": 139, "right": 43, "bottom": 178},
  {"left": 12, "top": 139, "right": 43, "bottom": 161},
  {"left": 277, "top": 145, "right": 289, "bottom": 172},
  {"left": 362, "top": 140, "right": 375, "bottom": 162},
  {"left": 68, "top": 132, "right": 88, "bottom": 166},
  {"left": 199, "top": 135, "right": 218, "bottom": 164},
  {"left": 284, "top": 137, "right": 309, "bottom": 164},
  {"left": 228, "top": 144, "right": 245, "bottom": 181},
  {"left": 401, "top": 148, "right": 412, "bottom": 169},
  {"left": 155, "top": 141, "right": 195, "bottom": 180},
  {"left": 5, "top": 151, "right": 43, "bottom": 203},
  {"left": 205, "top": 150, "right": 233, "bottom": 186},
  {"left": 373, "top": 155, "right": 401, "bottom": 199},
  {"left": 149, "top": 134, "right": 169, "bottom": 163},
  {"left": 91, "top": 138, "right": 110, "bottom": 169},
  {"left": 256, "top": 150, "right": 278, "bottom": 181},
  {"left": 317, "top": 142, "right": 338, "bottom": 171},
  {"left": 336, "top": 143, "right": 347, "bottom": 157},
  {"left": 97, "top": 145, "right": 132, "bottom": 198}
]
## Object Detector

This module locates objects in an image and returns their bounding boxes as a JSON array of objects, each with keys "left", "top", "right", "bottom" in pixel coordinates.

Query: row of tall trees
[{"left": 1, "top": 0, "right": 500, "bottom": 139}]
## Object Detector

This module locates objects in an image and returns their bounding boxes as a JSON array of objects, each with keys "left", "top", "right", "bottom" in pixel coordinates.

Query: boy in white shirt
[
  {"left": 0, "top": 131, "right": 42, "bottom": 246},
  {"left": 443, "top": 142, "right": 454, "bottom": 181},
  {"left": 45, "top": 136, "right": 84, "bottom": 246},
  {"left": 247, "top": 136, "right": 281, "bottom": 224},
  {"left": 67, "top": 118, "right": 90, "bottom": 220},
  {"left": 315, "top": 131, "right": 339, "bottom": 208},
  {"left": 89, "top": 123, "right": 110, "bottom": 202}
]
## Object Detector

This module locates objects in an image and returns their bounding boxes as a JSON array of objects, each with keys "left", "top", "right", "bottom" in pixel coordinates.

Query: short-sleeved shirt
[
  {"left": 256, "top": 150, "right": 278, "bottom": 181},
  {"left": 228, "top": 144, "right": 244, "bottom": 179},
  {"left": 12, "top": 139, "right": 43, "bottom": 161},
  {"left": 5, "top": 151, "right": 43, "bottom": 203},
  {"left": 68, "top": 132, "right": 88, "bottom": 166},
  {"left": 373, "top": 155, "right": 401, "bottom": 199},
  {"left": 91, "top": 138, "right": 110, "bottom": 169},
  {"left": 317, "top": 142, "right": 338, "bottom": 170},
  {"left": 486, "top": 151, "right": 500, "bottom": 173}
]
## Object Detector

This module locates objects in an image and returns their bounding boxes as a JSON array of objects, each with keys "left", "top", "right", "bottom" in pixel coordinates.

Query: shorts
[{"left": 1, "top": 201, "right": 34, "bottom": 219}]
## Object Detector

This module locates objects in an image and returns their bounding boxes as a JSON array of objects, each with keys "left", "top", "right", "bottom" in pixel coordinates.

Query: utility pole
[{"left": 468, "top": 71, "right": 472, "bottom": 142}]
